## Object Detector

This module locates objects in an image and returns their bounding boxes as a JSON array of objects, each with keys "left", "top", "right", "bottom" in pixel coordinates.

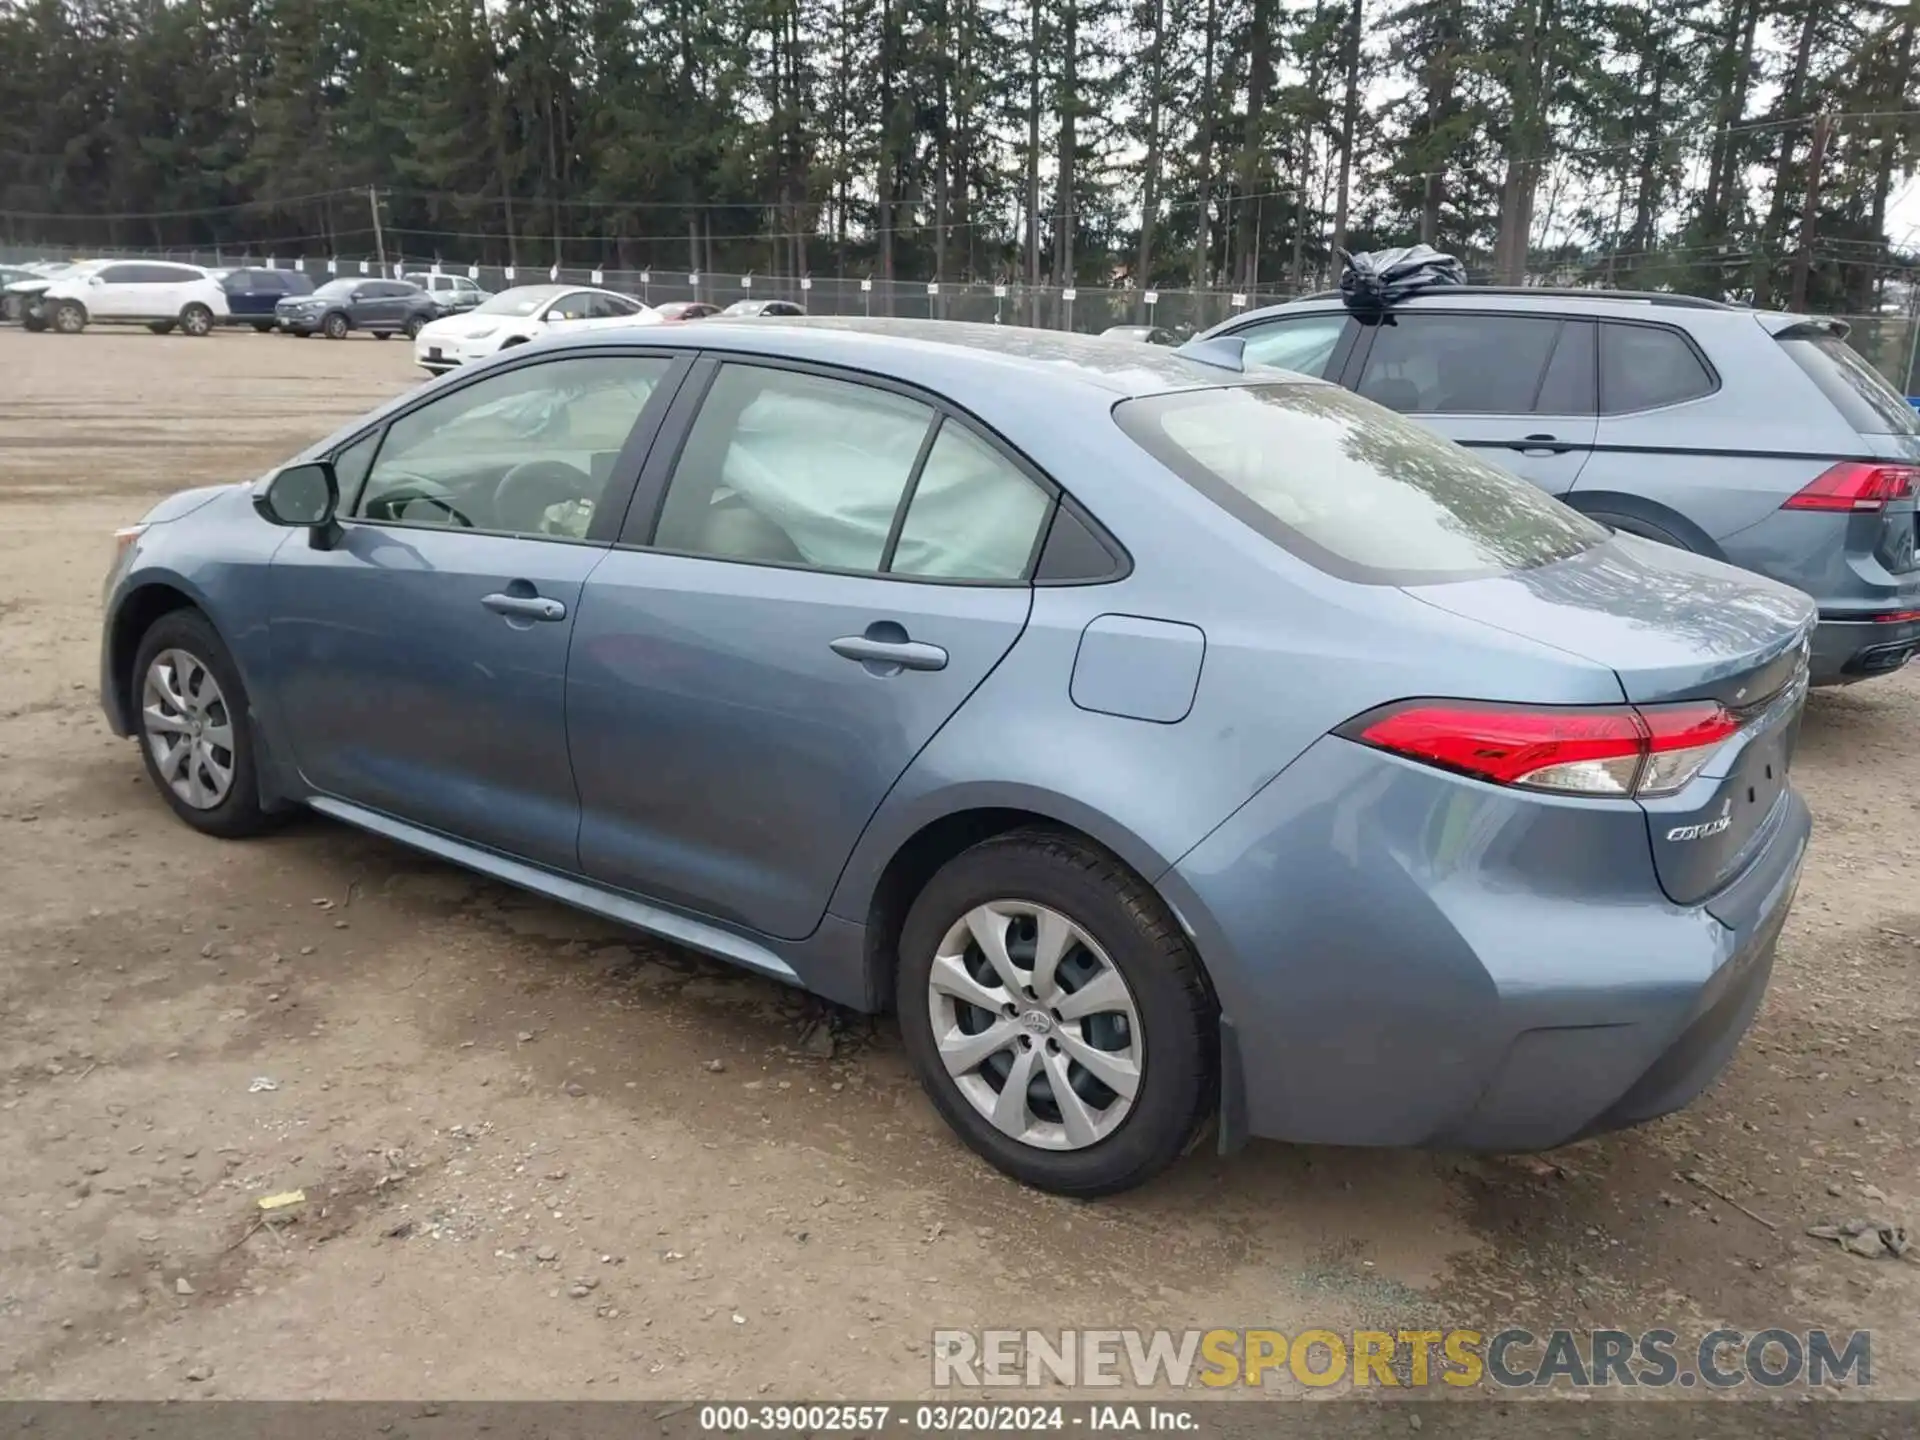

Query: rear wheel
[
  {"left": 372, "top": 330, "right": 390, "bottom": 341},
  {"left": 322, "top": 311, "right": 349, "bottom": 340},
  {"left": 402, "top": 314, "right": 425, "bottom": 339},
  {"left": 131, "top": 610, "right": 272, "bottom": 839},
  {"left": 252, "top": 321, "right": 275, "bottom": 334},
  {"left": 52, "top": 301, "right": 87, "bottom": 334},
  {"left": 178, "top": 303, "right": 214, "bottom": 337},
  {"left": 895, "top": 829, "right": 1216, "bottom": 1197}
]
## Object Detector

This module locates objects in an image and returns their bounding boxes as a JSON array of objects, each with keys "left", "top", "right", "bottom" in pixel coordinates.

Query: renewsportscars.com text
[{"left": 931, "top": 1327, "right": 1872, "bottom": 1390}]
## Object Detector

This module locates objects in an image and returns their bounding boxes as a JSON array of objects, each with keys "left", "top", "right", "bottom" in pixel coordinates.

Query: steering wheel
[
  {"left": 364, "top": 477, "right": 474, "bottom": 528},
  {"left": 493, "top": 459, "right": 594, "bottom": 534}
]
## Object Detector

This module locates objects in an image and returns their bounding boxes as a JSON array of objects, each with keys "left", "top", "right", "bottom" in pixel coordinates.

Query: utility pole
[
  {"left": 1788, "top": 114, "right": 1832, "bottom": 313},
  {"left": 368, "top": 187, "right": 388, "bottom": 276}
]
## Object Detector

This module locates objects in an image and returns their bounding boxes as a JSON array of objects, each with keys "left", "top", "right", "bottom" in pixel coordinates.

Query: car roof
[
  {"left": 549, "top": 315, "right": 1282, "bottom": 399},
  {"left": 1230, "top": 285, "right": 1753, "bottom": 330}
]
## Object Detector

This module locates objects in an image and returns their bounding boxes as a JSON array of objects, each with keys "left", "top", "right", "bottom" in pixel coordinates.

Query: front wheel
[
  {"left": 131, "top": 610, "right": 272, "bottom": 838},
  {"left": 22, "top": 312, "right": 48, "bottom": 332},
  {"left": 895, "top": 829, "right": 1216, "bottom": 1197},
  {"left": 52, "top": 301, "right": 87, "bottom": 334},
  {"left": 178, "top": 303, "right": 214, "bottom": 337},
  {"left": 322, "top": 311, "right": 349, "bottom": 340},
  {"left": 148, "top": 321, "right": 175, "bottom": 335},
  {"left": 372, "top": 330, "right": 390, "bottom": 341}
]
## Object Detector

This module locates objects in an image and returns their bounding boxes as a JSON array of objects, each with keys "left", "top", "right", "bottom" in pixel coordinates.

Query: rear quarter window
[
  {"left": 1113, "top": 383, "right": 1608, "bottom": 586},
  {"left": 1778, "top": 330, "right": 1920, "bottom": 436}
]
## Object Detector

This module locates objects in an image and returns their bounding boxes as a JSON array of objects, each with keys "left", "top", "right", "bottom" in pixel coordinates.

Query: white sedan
[{"left": 414, "top": 284, "right": 658, "bottom": 374}]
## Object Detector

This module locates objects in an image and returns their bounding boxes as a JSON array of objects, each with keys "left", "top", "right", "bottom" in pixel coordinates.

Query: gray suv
[{"left": 1205, "top": 288, "right": 1920, "bottom": 684}]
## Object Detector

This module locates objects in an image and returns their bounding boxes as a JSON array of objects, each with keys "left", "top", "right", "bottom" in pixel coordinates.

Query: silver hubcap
[
  {"left": 927, "top": 901, "right": 1144, "bottom": 1151},
  {"left": 141, "top": 649, "right": 235, "bottom": 810},
  {"left": 184, "top": 310, "right": 208, "bottom": 335}
]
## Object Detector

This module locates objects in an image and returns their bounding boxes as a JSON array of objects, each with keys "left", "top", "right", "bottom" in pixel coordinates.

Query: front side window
[
  {"left": 97, "top": 264, "right": 142, "bottom": 284},
  {"left": 1235, "top": 313, "right": 1350, "bottom": 378},
  {"left": 354, "top": 355, "right": 670, "bottom": 538},
  {"left": 1115, "top": 383, "right": 1608, "bottom": 585},
  {"left": 1356, "top": 313, "right": 1562, "bottom": 414}
]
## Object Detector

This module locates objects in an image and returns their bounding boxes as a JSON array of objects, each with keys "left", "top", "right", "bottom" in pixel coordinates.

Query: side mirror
[
  {"left": 254, "top": 461, "right": 340, "bottom": 547},
  {"left": 544, "top": 308, "right": 566, "bottom": 321},
  {"left": 88, "top": 274, "right": 105, "bottom": 287}
]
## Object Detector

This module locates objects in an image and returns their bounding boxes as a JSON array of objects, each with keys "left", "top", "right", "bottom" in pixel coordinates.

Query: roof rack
[{"left": 1299, "top": 284, "right": 1735, "bottom": 311}]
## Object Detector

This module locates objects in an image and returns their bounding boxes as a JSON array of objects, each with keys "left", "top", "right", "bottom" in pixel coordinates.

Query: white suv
[
  {"left": 40, "top": 260, "right": 231, "bottom": 336},
  {"left": 404, "top": 272, "right": 490, "bottom": 313}
]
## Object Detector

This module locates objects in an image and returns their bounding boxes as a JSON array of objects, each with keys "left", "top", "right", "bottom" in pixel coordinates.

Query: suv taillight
[
  {"left": 1339, "top": 700, "right": 1742, "bottom": 798},
  {"left": 1781, "top": 461, "right": 1917, "bottom": 512}
]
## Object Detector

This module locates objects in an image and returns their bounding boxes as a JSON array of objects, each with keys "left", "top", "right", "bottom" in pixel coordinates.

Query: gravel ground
[{"left": 1, "top": 325, "right": 1916, "bottom": 1400}]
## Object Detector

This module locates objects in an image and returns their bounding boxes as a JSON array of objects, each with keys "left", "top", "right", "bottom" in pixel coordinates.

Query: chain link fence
[{"left": 8, "top": 242, "right": 1919, "bottom": 394}]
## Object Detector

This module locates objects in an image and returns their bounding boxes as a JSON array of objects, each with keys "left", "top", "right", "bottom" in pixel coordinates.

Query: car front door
[
  {"left": 1345, "top": 311, "right": 1597, "bottom": 495},
  {"left": 87, "top": 264, "right": 144, "bottom": 319},
  {"left": 267, "top": 349, "right": 686, "bottom": 867},
  {"left": 567, "top": 358, "right": 1053, "bottom": 940}
]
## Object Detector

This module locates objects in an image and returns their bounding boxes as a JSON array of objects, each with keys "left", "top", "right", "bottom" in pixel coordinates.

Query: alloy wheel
[
  {"left": 140, "top": 648, "right": 236, "bottom": 810},
  {"left": 926, "top": 901, "right": 1144, "bottom": 1151}
]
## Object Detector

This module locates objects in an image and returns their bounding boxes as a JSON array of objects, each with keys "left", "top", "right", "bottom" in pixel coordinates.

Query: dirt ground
[{"left": 0, "top": 325, "right": 1917, "bottom": 1403}]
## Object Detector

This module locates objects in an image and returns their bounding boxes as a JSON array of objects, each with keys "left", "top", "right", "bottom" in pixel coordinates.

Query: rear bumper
[
  {"left": 1809, "top": 613, "right": 1920, "bottom": 684},
  {"left": 1163, "top": 736, "right": 1809, "bottom": 1153}
]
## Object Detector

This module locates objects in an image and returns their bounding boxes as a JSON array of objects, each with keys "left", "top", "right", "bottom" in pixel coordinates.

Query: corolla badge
[{"left": 1667, "top": 799, "right": 1733, "bottom": 843}]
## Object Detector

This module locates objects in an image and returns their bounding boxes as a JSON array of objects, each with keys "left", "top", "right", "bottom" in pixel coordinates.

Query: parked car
[
  {"left": 100, "top": 319, "right": 1813, "bottom": 1196},
  {"left": 405, "top": 272, "right": 491, "bottom": 314},
  {"left": 413, "top": 284, "right": 656, "bottom": 374},
  {"left": 4, "top": 263, "right": 76, "bottom": 329},
  {"left": 0, "top": 265, "right": 38, "bottom": 321},
  {"left": 35, "top": 260, "right": 232, "bottom": 336},
  {"left": 654, "top": 300, "right": 721, "bottom": 322},
  {"left": 1101, "top": 324, "right": 1176, "bottom": 345},
  {"left": 1202, "top": 287, "right": 1920, "bottom": 684},
  {"left": 218, "top": 268, "right": 315, "bottom": 331},
  {"left": 721, "top": 298, "right": 807, "bottom": 318},
  {"left": 276, "top": 278, "right": 438, "bottom": 340}
]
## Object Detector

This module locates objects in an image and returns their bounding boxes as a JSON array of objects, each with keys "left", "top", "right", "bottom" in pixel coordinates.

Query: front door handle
[
  {"left": 831, "top": 634, "right": 948, "bottom": 673},
  {"left": 481, "top": 592, "right": 567, "bottom": 622}
]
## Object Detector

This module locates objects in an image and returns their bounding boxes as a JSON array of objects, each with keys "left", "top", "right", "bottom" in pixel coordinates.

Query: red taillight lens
[
  {"left": 1781, "top": 461, "right": 1917, "bottom": 512},
  {"left": 1345, "top": 700, "right": 1741, "bottom": 798}
]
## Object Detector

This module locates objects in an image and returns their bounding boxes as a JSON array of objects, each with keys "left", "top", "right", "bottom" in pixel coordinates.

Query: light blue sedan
[{"left": 100, "top": 319, "right": 1815, "bottom": 1195}]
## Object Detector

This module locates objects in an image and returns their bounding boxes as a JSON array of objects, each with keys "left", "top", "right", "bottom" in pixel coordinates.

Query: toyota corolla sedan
[{"left": 100, "top": 319, "right": 1814, "bottom": 1196}]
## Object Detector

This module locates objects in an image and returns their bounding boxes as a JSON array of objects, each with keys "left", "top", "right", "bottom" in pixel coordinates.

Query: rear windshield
[
  {"left": 1779, "top": 332, "right": 1920, "bottom": 436},
  {"left": 1114, "top": 383, "right": 1609, "bottom": 585}
]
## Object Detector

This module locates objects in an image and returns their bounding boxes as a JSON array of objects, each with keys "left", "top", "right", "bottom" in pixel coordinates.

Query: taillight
[
  {"left": 1781, "top": 461, "right": 1917, "bottom": 512},
  {"left": 1342, "top": 700, "right": 1741, "bottom": 798}
]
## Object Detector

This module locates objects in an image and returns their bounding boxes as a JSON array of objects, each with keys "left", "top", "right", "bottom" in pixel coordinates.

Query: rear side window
[
  {"left": 1114, "top": 384, "right": 1608, "bottom": 586},
  {"left": 1355, "top": 313, "right": 1561, "bottom": 414},
  {"left": 1599, "top": 323, "right": 1716, "bottom": 413},
  {"left": 1778, "top": 330, "right": 1920, "bottom": 436}
]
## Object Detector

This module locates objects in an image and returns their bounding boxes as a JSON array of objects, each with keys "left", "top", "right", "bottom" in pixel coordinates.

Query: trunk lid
[{"left": 1405, "top": 535, "right": 1815, "bottom": 907}]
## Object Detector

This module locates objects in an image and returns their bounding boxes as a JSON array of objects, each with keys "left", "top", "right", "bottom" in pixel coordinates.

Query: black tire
[
  {"left": 372, "top": 330, "right": 390, "bottom": 341},
  {"left": 252, "top": 321, "right": 275, "bottom": 333},
  {"left": 179, "top": 302, "right": 214, "bottom": 337},
  {"left": 895, "top": 828, "right": 1216, "bottom": 1197},
  {"left": 148, "top": 321, "right": 175, "bottom": 335},
  {"left": 130, "top": 610, "right": 273, "bottom": 839},
  {"left": 52, "top": 300, "right": 87, "bottom": 334},
  {"left": 402, "top": 314, "right": 425, "bottom": 339},
  {"left": 22, "top": 311, "right": 49, "bottom": 333},
  {"left": 322, "top": 311, "right": 349, "bottom": 340}
]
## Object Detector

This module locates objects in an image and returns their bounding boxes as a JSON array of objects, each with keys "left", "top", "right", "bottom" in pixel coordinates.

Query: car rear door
[
  {"left": 268, "top": 349, "right": 687, "bottom": 867},
  {"left": 1345, "top": 310, "right": 1597, "bottom": 495},
  {"left": 567, "top": 357, "right": 1051, "bottom": 940}
]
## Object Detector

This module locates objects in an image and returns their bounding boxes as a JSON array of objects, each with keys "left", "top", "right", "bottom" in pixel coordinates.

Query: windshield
[
  {"left": 478, "top": 287, "right": 564, "bottom": 317},
  {"left": 1115, "top": 383, "right": 1609, "bottom": 585},
  {"left": 310, "top": 279, "right": 356, "bottom": 299}
]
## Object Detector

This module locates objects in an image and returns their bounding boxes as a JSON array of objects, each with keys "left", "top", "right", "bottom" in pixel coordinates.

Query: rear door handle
[
  {"left": 1510, "top": 433, "right": 1575, "bottom": 455},
  {"left": 481, "top": 592, "right": 567, "bottom": 622},
  {"left": 830, "top": 635, "right": 948, "bottom": 672}
]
